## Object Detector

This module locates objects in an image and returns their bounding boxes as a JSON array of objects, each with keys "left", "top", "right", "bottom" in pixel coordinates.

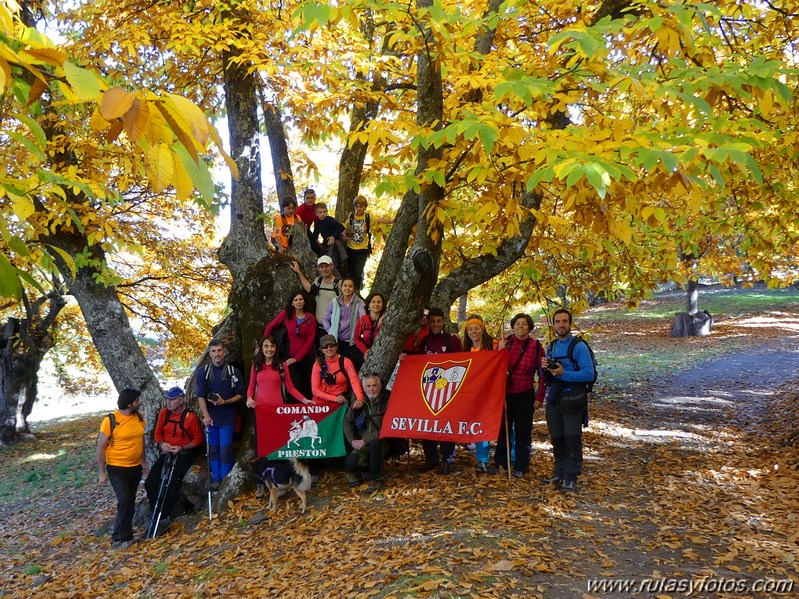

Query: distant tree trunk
[
  {"left": 262, "top": 100, "right": 296, "bottom": 207},
  {"left": 0, "top": 289, "right": 66, "bottom": 444},
  {"left": 671, "top": 280, "right": 713, "bottom": 337},
  {"left": 45, "top": 235, "right": 164, "bottom": 448},
  {"left": 335, "top": 99, "right": 379, "bottom": 221},
  {"left": 686, "top": 279, "right": 699, "bottom": 315},
  {"left": 457, "top": 294, "right": 468, "bottom": 323},
  {"left": 16, "top": 288, "right": 65, "bottom": 434}
]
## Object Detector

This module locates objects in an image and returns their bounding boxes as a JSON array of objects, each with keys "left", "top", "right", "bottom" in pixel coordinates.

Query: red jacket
[{"left": 154, "top": 408, "right": 203, "bottom": 448}]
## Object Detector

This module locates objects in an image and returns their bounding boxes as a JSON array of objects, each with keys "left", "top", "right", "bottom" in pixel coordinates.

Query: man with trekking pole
[{"left": 144, "top": 387, "right": 203, "bottom": 537}]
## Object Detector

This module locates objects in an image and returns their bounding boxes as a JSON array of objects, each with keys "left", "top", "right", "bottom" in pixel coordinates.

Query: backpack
[
  {"left": 347, "top": 212, "right": 372, "bottom": 253},
  {"left": 204, "top": 362, "right": 239, "bottom": 390},
  {"left": 161, "top": 408, "right": 197, "bottom": 440},
  {"left": 547, "top": 335, "right": 598, "bottom": 393},
  {"left": 319, "top": 355, "right": 350, "bottom": 391},
  {"left": 313, "top": 276, "right": 341, "bottom": 296}
]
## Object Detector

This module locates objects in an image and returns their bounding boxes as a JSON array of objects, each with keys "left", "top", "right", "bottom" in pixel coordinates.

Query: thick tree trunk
[
  {"left": 47, "top": 240, "right": 163, "bottom": 451},
  {"left": 0, "top": 319, "right": 23, "bottom": 447},
  {"left": 671, "top": 311, "right": 713, "bottom": 337},
  {"left": 335, "top": 100, "right": 379, "bottom": 221},
  {"left": 671, "top": 280, "right": 712, "bottom": 337},
  {"left": 360, "top": 0, "right": 445, "bottom": 383},
  {"left": 371, "top": 189, "right": 419, "bottom": 300},
  {"left": 212, "top": 35, "right": 319, "bottom": 509},
  {"left": 429, "top": 190, "right": 542, "bottom": 311}
]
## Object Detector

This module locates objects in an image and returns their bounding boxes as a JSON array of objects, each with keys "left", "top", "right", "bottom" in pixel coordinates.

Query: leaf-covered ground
[{"left": 2, "top": 290, "right": 799, "bottom": 598}]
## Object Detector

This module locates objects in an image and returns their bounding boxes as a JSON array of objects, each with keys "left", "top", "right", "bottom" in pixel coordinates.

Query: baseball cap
[
  {"left": 319, "top": 334, "right": 338, "bottom": 347},
  {"left": 164, "top": 386, "right": 185, "bottom": 400},
  {"left": 317, "top": 255, "right": 333, "bottom": 265}
]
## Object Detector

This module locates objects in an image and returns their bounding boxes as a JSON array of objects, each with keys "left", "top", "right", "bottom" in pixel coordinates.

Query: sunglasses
[{"left": 322, "top": 344, "right": 337, "bottom": 349}]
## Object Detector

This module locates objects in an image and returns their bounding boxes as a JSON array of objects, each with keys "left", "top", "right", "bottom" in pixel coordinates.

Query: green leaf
[
  {"left": 526, "top": 167, "right": 555, "bottom": 191},
  {"left": 174, "top": 144, "right": 214, "bottom": 205},
  {"left": 8, "top": 131, "right": 46, "bottom": 162},
  {"left": 63, "top": 61, "right": 102, "bottom": 102},
  {"left": 16, "top": 114, "right": 47, "bottom": 149},
  {"left": 584, "top": 162, "right": 610, "bottom": 198},
  {"left": 478, "top": 122, "right": 499, "bottom": 154},
  {"left": 565, "top": 164, "right": 585, "bottom": 188},
  {"left": 0, "top": 254, "right": 23, "bottom": 300},
  {"left": 7, "top": 235, "right": 30, "bottom": 257}
]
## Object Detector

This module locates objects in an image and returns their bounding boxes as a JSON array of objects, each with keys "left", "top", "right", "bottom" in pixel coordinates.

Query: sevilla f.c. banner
[
  {"left": 381, "top": 350, "right": 507, "bottom": 442},
  {"left": 255, "top": 403, "right": 347, "bottom": 460}
]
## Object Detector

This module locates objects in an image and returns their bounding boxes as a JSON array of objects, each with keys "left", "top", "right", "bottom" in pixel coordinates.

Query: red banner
[{"left": 381, "top": 350, "right": 507, "bottom": 442}]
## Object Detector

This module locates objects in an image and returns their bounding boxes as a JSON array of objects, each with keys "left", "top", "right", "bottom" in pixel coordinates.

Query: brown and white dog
[{"left": 259, "top": 457, "right": 312, "bottom": 513}]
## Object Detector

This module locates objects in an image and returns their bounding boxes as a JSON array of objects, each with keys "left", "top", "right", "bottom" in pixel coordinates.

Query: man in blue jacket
[
  {"left": 541, "top": 309, "right": 594, "bottom": 492},
  {"left": 197, "top": 339, "right": 245, "bottom": 490}
]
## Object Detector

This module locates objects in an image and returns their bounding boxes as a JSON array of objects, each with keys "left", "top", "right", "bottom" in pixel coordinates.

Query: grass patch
[
  {"left": 0, "top": 421, "right": 98, "bottom": 504},
  {"left": 585, "top": 287, "right": 799, "bottom": 322},
  {"left": 24, "top": 565, "right": 42, "bottom": 576}
]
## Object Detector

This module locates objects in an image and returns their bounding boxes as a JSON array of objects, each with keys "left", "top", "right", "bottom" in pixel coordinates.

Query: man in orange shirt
[
  {"left": 145, "top": 387, "right": 203, "bottom": 534},
  {"left": 97, "top": 388, "right": 146, "bottom": 547}
]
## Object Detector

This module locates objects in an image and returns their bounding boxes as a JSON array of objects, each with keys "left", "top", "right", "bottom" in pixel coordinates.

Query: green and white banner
[{"left": 255, "top": 402, "right": 347, "bottom": 460}]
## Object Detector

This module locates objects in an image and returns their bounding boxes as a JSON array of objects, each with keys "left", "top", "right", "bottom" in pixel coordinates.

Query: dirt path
[
  {"left": 562, "top": 335, "right": 799, "bottom": 598},
  {"left": 2, "top": 337, "right": 799, "bottom": 598}
]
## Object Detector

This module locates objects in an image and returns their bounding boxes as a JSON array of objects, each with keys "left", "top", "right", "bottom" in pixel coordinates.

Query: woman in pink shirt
[
  {"left": 264, "top": 289, "right": 317, "bottom": 398},
  {"left": 247, "top": 336, "right": 312, "bottom": 460},
  {"left": 311, "top": 334, "right": 365, "bottom": 408}
]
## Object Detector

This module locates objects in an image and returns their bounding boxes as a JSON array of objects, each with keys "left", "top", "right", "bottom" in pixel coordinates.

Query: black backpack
[
  {"left": 548, "top": 335, "right": 598, "bottom": 393},
  {"left": 347, "top": 212, "right": 372, "bottom": 253}
]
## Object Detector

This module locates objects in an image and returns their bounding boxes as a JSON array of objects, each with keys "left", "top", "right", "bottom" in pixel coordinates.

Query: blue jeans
[
  {"left": 207, "top": 424, "right": 235, "bottom": 482},
  {"left": 475, "top": 441, "right": 490, "bottom": 464}
]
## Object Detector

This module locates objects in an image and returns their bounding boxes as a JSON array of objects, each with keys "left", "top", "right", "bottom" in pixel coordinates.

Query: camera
[
  {"left": 323, "top": 372, "right": 336, "bottom": 385},
  {"left": 546, "top": 359, "right": 561, "bottom": 371},
  {"left": 208, "top": 392, "right": 221, "bottom": 403}
]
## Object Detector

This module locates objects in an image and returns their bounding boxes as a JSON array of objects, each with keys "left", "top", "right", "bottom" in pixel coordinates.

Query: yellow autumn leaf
[
  {"left": 100, "top": 87, "right": 137, "bottom": 121},
  {"left": 147, "top": 143, "right": 173, "bottom": 193}
]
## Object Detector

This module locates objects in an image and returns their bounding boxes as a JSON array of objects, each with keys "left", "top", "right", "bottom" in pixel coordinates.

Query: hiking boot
[
  {"left": 346, "top": 472, "right": 361, "bottom": 486},
  {"left": 512, "top": 470, "right": 525, "bottom": 479},
  {"left": 366, "top": 480, "right": 384, "bottom": 492},
  {"left": 154, "top": 518, "right": 172, "bottom": 538},
  {"left": 487, "top": 465, "right": 500, "bottom": 475},
  {"left": 419, "top": 462, "right": 438, "bottom": 473},
  {"left": 541, "top": 475, "right": 563, "bottom": 486},
  {"left": 475, "top": 462, "right": 489, "bottom": 474},
  {"left": 210, "top": 481, "right": 220, "bottom": 492},
  {"left": 560, "top": 480, "right": 577, "bottom": 493},
  {"left": 441, "top": 462, "right": 455, "bottom": 475},
  {"left": 255, "top": 483, "right": 265, "bottom": 498}
]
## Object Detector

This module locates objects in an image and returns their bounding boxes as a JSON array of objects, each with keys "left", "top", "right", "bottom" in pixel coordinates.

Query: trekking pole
[
  {"left": 205, "top": 427, "right": 213, "bottom": 522},
  {"left": 146, "top": 452, "right": 176, "bottom": 539}
]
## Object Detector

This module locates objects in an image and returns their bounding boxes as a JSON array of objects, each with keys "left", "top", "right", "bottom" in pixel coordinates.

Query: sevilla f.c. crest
[{"left": 421, "top": 359, "right": 471, "bottom": 414}]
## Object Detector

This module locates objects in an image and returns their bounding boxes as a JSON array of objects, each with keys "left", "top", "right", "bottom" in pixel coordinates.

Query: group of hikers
[{"left": 95, "top": 190, "right": 596, "bottom": 547}]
